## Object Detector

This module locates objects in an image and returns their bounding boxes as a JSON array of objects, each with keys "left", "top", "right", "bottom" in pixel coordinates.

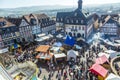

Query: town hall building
[{"left": 56, "top": 0, "right": 95, "bottom": 40}]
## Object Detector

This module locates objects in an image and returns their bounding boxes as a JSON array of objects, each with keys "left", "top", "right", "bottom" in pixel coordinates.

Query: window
[
  {"left": 57, "top": 18, "right": 59, "bottom": 21},
  {"left": 81, "top": 20, "right": 83, "bottom": 24},
  {"left": 71, "top": 20, "right": 73, "bottom": 23},
  {"left": 82, "top": 27, "right": 84, "bottom": 30},
  {"left": 76, "top": 20, "right": 78, "bottom": 23},
  {"left": 61, "top": 18, "right": 63, "bottom": 21},
  {"left": 74, "top": 13, "right": 77, "bottom": 16},
  {"left": 79, "top": 26, "right": 81, "bottom": 30},
  {"left": 67, "top": 19, "right": 69, "bottom": 23}
]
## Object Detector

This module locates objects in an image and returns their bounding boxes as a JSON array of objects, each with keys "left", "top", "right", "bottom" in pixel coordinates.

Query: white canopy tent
[
  {"left": 54, "top": 53, "right": 66, "bottom": 59},
  {"left": 53, "top": 42, "right": 62, "bottom": 47},
  {"left": 37, "top": 33, "right": 46, "bottom": 37},
  {"left": 105, "top": 50, "right": 116, "bottom": 54},
  {"left": 67, "top": 50, "right": 79, "bottom": 62},
  {"left": 50, "top": 47, "right": 60, "bottom": 52},
  {"left": 98, "top": 52, "right": 110, "bottom": 59},
  {"left": 105, "top": 73, "right": 120, "bottom": 80},
  {"left": 0, "top": 47, "right": 8, "bottom": 54},
  {"left": 54, "top": 53, "right": 66, "bottom": 64},
  {"left": 35, "top": 34, "right": 53, "bottom": 42},
  {"left": 0, "top": 65, "right": 13, "bottom": 80},
  {"left": 56, "top": 34, "right": 63, "bottom": 38}
]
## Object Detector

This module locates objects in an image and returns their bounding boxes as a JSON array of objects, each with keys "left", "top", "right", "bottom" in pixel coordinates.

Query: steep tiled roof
[
  {"left": 7, "top": 17, "right": 22, "bottom": 26},
  {"left": 0, "top": 17, "right": 15, "bottom": 28},
  {"left": 33, "top": 14, "right": 48, "bottom": 19},
  {"left": 56, "top": 8, "right": 94, "bottom": 25},
  {"left": 23, "top": 15, "right": 31, "bottom": 24}
]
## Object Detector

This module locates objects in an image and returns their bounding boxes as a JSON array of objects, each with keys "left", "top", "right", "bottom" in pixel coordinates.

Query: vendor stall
[
  {"left": 67, "top": 50, "right": 78, "bottom": 62},
  {"left": 95, "top": 55, "right": 109, "bottom": 65},
  {"left": 90, "top": 64, "right": 108, "bottom": 79},
  {"left": 105, "top": 73, "right": 120, "bottom": 80},
  {"left": 98, "top": 52, "right": 110, "bottom": 59},
  {"left": 54, "top": 53, "right": 66, "bottom": 64},
  {"left": 0, "top": 47, "right": 8, "bottom": 54},
  {"left": 0, "top": 63, "right": 13, "bottom": 80},
  {"left": 35, "top": 45, "right": 53, "bottom": 61}
]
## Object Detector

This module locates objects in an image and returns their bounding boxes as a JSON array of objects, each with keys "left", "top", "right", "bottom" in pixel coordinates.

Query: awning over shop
[
  {"left": 0, "top": 47, "right": 8, "bottom": 54},
  {"left": 105, "top": 73, "right": 120, "bottom": 80},
  {"left": 90, "top": 64, "right": 108, "bottom": 78},
  {"left": 35, "top": 45, "right": 50, "bottom": 53},
  {"left": 54, "top": 53, "right": 66, "bottom": 59},
  {"left": 95, "top": 55, "right": 109, "bottom": 64}
]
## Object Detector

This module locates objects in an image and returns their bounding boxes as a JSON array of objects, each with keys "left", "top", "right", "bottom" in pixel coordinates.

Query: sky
[{"left": 0, "top": 0, "right": 120, "bottom": 8}]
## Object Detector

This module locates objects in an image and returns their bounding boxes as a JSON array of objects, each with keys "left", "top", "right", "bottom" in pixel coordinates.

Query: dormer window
[
  {"left": 31, "top": 19, "right": 37, "bottom": 25},
  {"left": 67, "top": 19, "right": 69, "bottom": 23},
  {"left": 0, "top": 21, "right": 6, "bottom": 26},
  {"left": 75, "top": 13, "right": 77, "bottom": 16},
  {"left": 81, "top": 20, "right": 83, "bottom": 24},
  {"left": 61, "top": 18, "right": 63, "bottom": 21},
  {"left": 57, "top": 18, "right": 59, "bottom": 21}
]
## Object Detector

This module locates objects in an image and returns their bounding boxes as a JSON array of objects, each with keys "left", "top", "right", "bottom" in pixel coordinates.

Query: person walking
[
  {"left": 38, "top": 67, "right": 42, "bottom": 77},
  {"left": 58, "top": 71, "right": 61, "bottom": 80}
]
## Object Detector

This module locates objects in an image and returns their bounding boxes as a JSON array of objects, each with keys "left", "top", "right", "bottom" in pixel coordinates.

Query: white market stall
[
  {"left": 54, "top": 53, "right": 66, "bottom": 64},
  {"left": 105, "top": 50, "right": 116, "bottom": 54},
  {"left": 67, "top": 50, "right": 79, "bottom": 62},
  {"left": 0, "top": 64, "right": 13, "bottom": 80},
  {"left": 105, "top": 73, "right": 120, "bottom": 80},
  {"left": 0, "top": 47, "right": 8, "bottom": 54},
  {"left": 98, "top": 52, "right": 110, "bottom": 59},
  {"left": 53, "top": 42, "right": 62, "bottom": 47}
]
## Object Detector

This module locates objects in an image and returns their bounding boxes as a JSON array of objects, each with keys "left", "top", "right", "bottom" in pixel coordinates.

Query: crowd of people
[{"left": 4, "top": 36, "right": 108, "bottom": 80}]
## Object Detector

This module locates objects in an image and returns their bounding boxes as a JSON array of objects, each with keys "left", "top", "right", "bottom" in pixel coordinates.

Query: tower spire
[{"left": 78, "top": 0, "right": 82, "bottom": 10}]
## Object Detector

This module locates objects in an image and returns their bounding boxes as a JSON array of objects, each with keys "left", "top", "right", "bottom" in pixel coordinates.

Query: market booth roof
[
  {"left": 54, "top": 53, "right": 66, "bottom": 59},
  {"left": 98, "top": 52, "right": 110, "bottom": 59},
  {"left": 90, "top": 64, "right": 108, "bottom": 78},
  {"left": 11, "top": 44, "right": 21, "bottom": 49},
  {"left": 105, "top": 73, "right": 120, "bottom": 80},
  {"left": 36, "top": 52, "right": 53, "bottom": 60},
  {"left": 95, "top": 55, "right": 109, "bottom": 64},
  {"left": 35, "top": 45, "right": 50, "bottom": 53}
]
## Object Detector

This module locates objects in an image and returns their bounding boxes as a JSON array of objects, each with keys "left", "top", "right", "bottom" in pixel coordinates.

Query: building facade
[
  {"left": 32, "top": 14, "right": 56, "bottom": 34},
  {"left": 99, "top": 15, "right": 119, "bottom": 36},
  {"left": 24, "top": 14, "right": 56, "bottom": 39},
  {"left": 0, "top": 18, "right": 20, "bottom": 48},
  {"left": 56, "top": 0, "right": 94, "bottom": 40},
  {"left": 23, "top": 14, "right": 41, "bottom": 38},
  {"left": 7, "top": 17, "right": 34, "bottom": 42}
]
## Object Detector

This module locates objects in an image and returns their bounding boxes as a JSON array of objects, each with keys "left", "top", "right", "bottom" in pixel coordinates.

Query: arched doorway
[
  {"left": 82, "top": 34, "right": 84, "bottom": 38},
  {"left": 73, "top": 33, "right": 76, "bottom": 37},
  {"left": 69, "top": 32, "right": 72, "bottom": 37},
  {"left": 77, "top": 33, "right": 81, "bottom": 38}
]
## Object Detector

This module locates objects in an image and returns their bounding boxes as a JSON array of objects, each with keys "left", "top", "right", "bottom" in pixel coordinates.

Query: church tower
[{"left": 78, "top": 0, "right": 83, "bottom": 10}]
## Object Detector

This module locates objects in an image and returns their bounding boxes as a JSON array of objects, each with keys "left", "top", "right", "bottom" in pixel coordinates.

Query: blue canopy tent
[{"left": 64, "top": 36, "right": 75, "bottom": 46}]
